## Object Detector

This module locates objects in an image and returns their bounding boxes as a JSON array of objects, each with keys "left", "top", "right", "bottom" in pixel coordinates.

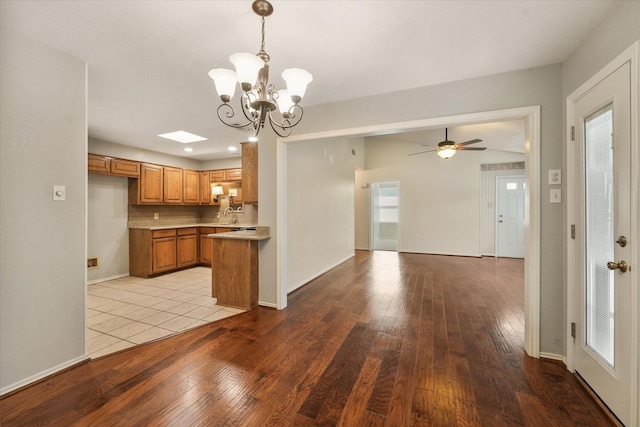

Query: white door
[
  {"left": 496, "top": 176, "right": 525, "bottom": 258},
  {"left": 371, "top": 182, "right": 399, "bottom": 251},
  {"left": 573, "top": 62, "right": 632, "bottom": 426}
]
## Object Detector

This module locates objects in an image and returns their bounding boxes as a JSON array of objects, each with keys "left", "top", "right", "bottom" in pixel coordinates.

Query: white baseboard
[
  {"left": 0, "top": 354, "right": 89, "bottom": 397},
  {"left": 258, "top": 300, "right": 277, "bottom": 309},
  {"left": 287, "top": 253, "right": 355, "bottom": 294},
  {"left": 539, "top": 352, "right": 567, "bottom": 366},
  {"left": 87, "top": 273, "right": 129, "bottom": 286}
]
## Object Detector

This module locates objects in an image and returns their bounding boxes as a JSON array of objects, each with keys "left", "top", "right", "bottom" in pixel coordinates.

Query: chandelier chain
[{"left": 258, "top": 16, "right": 270, "bottom": 63}]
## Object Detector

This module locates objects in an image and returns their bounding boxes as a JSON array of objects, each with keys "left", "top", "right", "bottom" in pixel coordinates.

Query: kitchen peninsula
[{"left": 209, "top": 228, "right": 270, "bottom": 311}]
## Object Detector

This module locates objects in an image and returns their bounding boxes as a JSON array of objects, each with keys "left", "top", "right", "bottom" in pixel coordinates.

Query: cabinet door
[
  {"left": 139, "top": 163, "right": 163, "bottom": 204},
  {"left": 163, "top": 166, "right": 183, "bottom": 204},
  {"left": 152, "top": 236, "right": 177, "bottom": 273},
  {"left": 200, "top": 171, "right": 212, "bottom": 204},
  {"left": 111, "top": 158, "right": 140, "bottom": 177},
  {"left": 88, "top": 154, "right": 111, "bottom": 174},
  {"left": 210, "top": 170, "right": 226, "bottom": 182},
  {"left": 177, "top": 234, "right": 198, "bottom": 268},
  {"left": 183, "top": 169, "right": 200, "bottom": 204},
  {"left": 199, "top": 227, "right": 216, "bottom": 265},
  {"left": 241, "top": 142, "right": 258, "bottom": 203},
  {"left": 226, "top": 168, "right": 242, "bottom": 181}
]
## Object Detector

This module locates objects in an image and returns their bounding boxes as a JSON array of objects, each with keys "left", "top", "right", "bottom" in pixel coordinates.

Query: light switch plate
[
  {"left": 53, "top": 185, "right": 66, "bottom": 201},
  {"left": 548, "top": 169, "right": 562, "bottom": 185},
  {"left": 550, "top": 188, "right": 561, "bottom": 203}
]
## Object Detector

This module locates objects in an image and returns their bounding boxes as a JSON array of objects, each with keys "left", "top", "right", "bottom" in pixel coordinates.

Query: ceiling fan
[{"left": 408, "top": 128, "right": 486, "bottom": 159}]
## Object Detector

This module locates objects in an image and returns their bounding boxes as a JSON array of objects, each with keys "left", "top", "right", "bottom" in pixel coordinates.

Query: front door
[
  {"left": 496, "top": 175, "right": 525, "bottom": 258},
  {"left": 572, "top": 61, "right": 632, "bottom": 425}
]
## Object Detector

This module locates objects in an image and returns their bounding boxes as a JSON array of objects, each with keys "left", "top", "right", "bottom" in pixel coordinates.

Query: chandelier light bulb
[
  {"left": 281, "top": 68, "right": 313, "bottom": 102},
  {"left": 208, "top": 68, "right": 237, "bottom": 102},
  {"left": 275, "top": 90, "right": 295, "bottom": 117},
  {"left": 230, "top": 52, "right": 264, "bottom": 91}
]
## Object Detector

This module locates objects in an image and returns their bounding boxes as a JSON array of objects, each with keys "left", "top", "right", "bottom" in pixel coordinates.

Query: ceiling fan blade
[
  {"left": 457, "top": 147, "right": 487, "bottom": 151},
  {"left": 455, "top": 138, "right": 483, "bottom": 147},
  {"left": 408, "top": 149, "right": 436, "bottom": 156},
  {"left": 420, "top": 144, "right": 437, "bottom": 147}
]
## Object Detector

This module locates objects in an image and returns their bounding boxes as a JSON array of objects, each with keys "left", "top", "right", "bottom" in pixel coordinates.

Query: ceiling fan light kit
[
  {"left": 208, "top": 0, "right": 312, "bottom": 139},
  {"left": 409, "top": 128, "right": 487, "bottom": 159}
]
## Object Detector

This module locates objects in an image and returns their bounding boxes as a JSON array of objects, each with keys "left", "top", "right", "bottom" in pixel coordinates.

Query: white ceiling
[
  {"left": 368, "top": 120, "right": 526, "bottom": 155},
  {"left": 1, "top": 1, "right": 616, "bottom": 160}
]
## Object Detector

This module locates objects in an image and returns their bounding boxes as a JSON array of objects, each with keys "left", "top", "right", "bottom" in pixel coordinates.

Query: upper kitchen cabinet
[
  {"left": 210, "top": 168, "right": 242, "bottom": 183},
  {"left": 200, "top": 171, "right": 213, "bottom": 205},
  {"left": 88, "top": 154, "right": 140, "bottom": 177},
  {"left": 129, "top": 163, "right": 163, "bottom": 204},
  {"left": 163, "top": 166, "right": 183, "bottom": 204},
  {"left": 182, "top": 169, "right": 200, "bottom": 205},
  {"left": 241, "top": 142, "right": 258, "bottom": 204}
]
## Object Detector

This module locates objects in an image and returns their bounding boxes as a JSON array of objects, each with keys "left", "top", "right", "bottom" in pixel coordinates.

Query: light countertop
[
  {"left": 128, "top": 223, "right": 257, "bottom": 231},
  {"left": 208, "top": 230, "right": 270, "bottom": 241}
]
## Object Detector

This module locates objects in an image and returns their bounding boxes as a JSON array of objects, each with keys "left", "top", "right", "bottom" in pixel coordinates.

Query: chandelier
[{"left": 208, "top": 0, "right": 312, "bottom": 138}]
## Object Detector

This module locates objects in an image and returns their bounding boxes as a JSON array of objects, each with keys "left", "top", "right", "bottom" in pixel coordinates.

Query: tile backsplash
[{"left": 128, "top": 203, "right": 257, "bottom": 227}]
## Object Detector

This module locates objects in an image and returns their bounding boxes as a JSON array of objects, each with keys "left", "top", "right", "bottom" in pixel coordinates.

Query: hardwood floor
[{"left": 1, "top": 251, "right": 614, "bottom": 426}]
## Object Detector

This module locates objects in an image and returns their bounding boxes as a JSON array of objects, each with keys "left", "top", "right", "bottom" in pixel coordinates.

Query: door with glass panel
[
  {"left": 573, "top": 62, "right": 631, "bottom": 426},
  {"left": 371, "top": 182, "right": 399, "bottom": 251},
  {"left": 496, "top": 176, "right": 525, "bottom": 258}
]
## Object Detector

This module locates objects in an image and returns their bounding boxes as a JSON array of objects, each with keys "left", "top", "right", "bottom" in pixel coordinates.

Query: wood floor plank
[{"left": 0, "top": 252, "right": 616, "bottom": 426}]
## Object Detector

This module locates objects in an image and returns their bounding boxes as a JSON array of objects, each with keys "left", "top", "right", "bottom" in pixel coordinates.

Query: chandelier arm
[
  {"left": 270, "top": 105, "right": 304, "bottom": 130},
  {"left": 267, "top": 114, "right": 292, "bottom": 138},
  {"left": 217, "top": 104, "right": 253, "bottom": 129}
]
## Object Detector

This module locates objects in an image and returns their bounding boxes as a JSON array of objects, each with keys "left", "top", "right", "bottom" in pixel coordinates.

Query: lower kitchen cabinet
[
  {"left": 130, "top": 228, "right": 194, "bottom": 278},
  {"left": 177, "top": 228, "right": 198, "bottom": 268},
  {"left": 152, "top": 234, "right": 177, "bottom": 273},
  {"left": 199, "top": 227, "right": 233, "bottom": 266}
]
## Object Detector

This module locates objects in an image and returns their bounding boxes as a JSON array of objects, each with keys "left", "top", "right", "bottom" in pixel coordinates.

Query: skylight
[{"left": 158, "top": 131, "right": 207, "bottom": 143}]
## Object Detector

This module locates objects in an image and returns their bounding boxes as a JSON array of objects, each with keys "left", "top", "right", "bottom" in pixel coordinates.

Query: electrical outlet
[
  {"left": 153, "top": 213, "right": 159, "bottom": 220},
  {"left": 550, "top": 188, "right": 562, "bottom": 203}
]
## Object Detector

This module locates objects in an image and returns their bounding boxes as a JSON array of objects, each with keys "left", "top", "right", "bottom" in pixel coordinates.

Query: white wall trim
[
  {"left": 86, "top": 273, "right": 129, "bottom": 286},
  {"left": 287, "top": 254, "right": 355, "bottom": 294},
  {"left": 540, "top": 352, "right": 568, "bottom": 365},
  {"left": 258, "top": 301, "right": 278, "bottom": 309},
  {"left": 277, "top": 106, "right": 541, "bottom": 358},
  {"left": 0, "top": 354, "right": 89, "bottom": 397},
  {"left": 566, "top": 40, "right": 639, "bottom": 426}
]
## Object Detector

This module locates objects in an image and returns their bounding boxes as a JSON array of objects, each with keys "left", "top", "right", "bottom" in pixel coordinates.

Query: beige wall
[{"left": 1, "top": 30, "right": 87, "bottom": 393}]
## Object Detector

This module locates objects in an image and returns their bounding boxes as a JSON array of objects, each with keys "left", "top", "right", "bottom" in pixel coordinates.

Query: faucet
[{"left": 223, "top": 206, "right": 239, "bottom": 224}]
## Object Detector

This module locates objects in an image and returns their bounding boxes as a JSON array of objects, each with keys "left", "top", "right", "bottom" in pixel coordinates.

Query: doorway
[
  {"left": 567, "top": 44, "right": 638, "bottom": 426},
  {"left": 496, "top": 175, "right": 525, "bottom": 258},
  {"left": 278, "top": 106, "right": 541, "bottom": 359},
  {"left": 371, "top": 182, "right": 399, "bottom": 251}
]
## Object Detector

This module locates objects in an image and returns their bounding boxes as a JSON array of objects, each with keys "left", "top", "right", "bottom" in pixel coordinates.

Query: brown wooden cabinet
[
  {"left": 210, "top": 170, "right": 227, "bottom": 182},
  {"left": 163, "top": 166, "right": 183, "bottom": 204},
  {"left": 200, "top": 171, "right": 212, "bottom": 204},
  {"left": 183, "top": 169, "right": 200, "bottom": 204},
  {"left": 133, "top": 163, "right": 163, "bottom": 204},
  {"left": 88, "top": 154, "right": 111, "bottom": 174},
  {"left": 89, "top": 154, "right": 140, "bottom": 177},
  {"left": 211, "top": 237, "right": 259, "bottom": 310},
  {"left": 210, "top": 168, "right": 242, "bottom": 183},
  {"left": 177, "top": 228, "right": 198, "bottom": 268},
  {"left": 151, "top": 229, "right": 177, "bottom": 274},
  {"left": 241, "top": 142, "right": 258, "bottom": 203},
  {"left": 226, "top": 168, "right": 242, "bottom": 181},
  {"left": 199, "top": 227, "right": 216, "bottom": 265},
  {"left": 130, "top": 227, "right": 201, "bottom": 277}
]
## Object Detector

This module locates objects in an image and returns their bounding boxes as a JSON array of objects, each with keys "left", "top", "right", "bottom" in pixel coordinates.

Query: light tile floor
[{"left": 87, "top": 267, "right": 245, "bottom": 358}]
